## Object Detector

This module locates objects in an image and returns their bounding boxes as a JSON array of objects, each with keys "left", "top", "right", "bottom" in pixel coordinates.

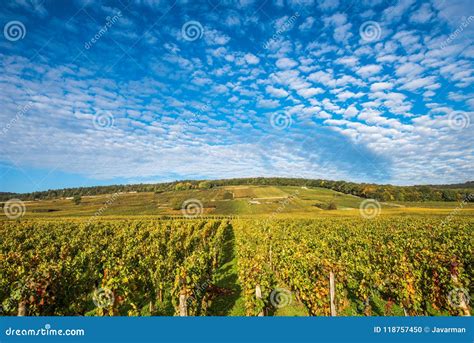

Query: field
[
  {"left": 0, "top": 185, "right": 473, "bottom": 317},
  {"left": 7, "top": 185, "right": 474, "bottom": 218}
]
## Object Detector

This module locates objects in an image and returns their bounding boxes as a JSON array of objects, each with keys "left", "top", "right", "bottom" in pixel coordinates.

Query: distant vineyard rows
[{"left": 1, "top": 177, "right": 472, "bottom": 202}]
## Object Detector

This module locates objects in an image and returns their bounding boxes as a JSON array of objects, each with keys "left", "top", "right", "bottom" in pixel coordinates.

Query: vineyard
[
  {"left": 0, "top": 216, "right": 472, "bottom": 316},
  {"left": 0, "top": 219, "right": 230, "bottom": 316},
  {"left": 234, "top": 217, "right": 473, "bottom": 316}
]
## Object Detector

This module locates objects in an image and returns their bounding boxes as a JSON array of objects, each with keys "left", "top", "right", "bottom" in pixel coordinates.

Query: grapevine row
[
  {"left": 0, "top": 219, "right": 230, "bottom": 316},
  {"left": 234, "top": 217, "right": 473, "bottom": 316}
]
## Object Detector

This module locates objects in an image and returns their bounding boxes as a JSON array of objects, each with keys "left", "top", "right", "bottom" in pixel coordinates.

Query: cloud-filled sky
[{"left": 0, "top": 0, "right": 473, "bottom": 193}]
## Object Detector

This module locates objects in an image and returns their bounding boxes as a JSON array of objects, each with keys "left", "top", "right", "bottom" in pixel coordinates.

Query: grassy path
[
  {"left": 207, "top": 227, "right": 246, "bottom": 316},
  {"left": 208, "top": 224, "right": 308, "bottom": 316},
  {"left": 271, "top": 287, "right": 309, "bottom": 316}
]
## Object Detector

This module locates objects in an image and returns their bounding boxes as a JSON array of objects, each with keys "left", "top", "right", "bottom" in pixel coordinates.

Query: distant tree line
[{"left": 0, "top": 177, "right": 472, "bottom": 202}]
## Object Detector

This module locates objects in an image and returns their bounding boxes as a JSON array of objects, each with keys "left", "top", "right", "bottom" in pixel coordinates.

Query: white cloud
[
  {"left": 287, "top": 0, "right": 315, "bottom": 8},
  {"left": 370, "top": 82, "right": 393, "bottom": 92},
  {"left": 323, "top": 12, "right": 352, "bottom": 43},
  {"left": 343, "top": 105, "right": 358, "bottom": 118},
  {"left": 266, "top": 85, "right": 289, "bottom": 98},
  {"left": 400, "top": 76, "right": 437, "bottom": 91},
  {"left": 276, "top": 57, "right": 298, "bottom": 69},
  {"left": 244, "top": 53, "right": 260, "bottom": 64},
  {"left": 423, "top": 90, "right": 435, "bottom": 98},
  {"left": 410, "top": 3, "right": 434, "bottom": 24},
  {"left": 383, "top": 0, "right": 416, "bottom": 23},
  {"left": 308, "top": 70, "right": 336, "bottom": 88},
  {"left": 395, "top": 62, "right": 424, "bottom": 77},
  {"left": 323, "top": 12, "right": 347, "bottom": 27},
  {"left": 297, "top": 87, "right": 324, "bottom": 98},
  {"left": 257, "top": 98, "right": 280, "bottom": 108},
  {"left": 317, "top": 110, "right": 332, "bottom": 119},
  {"left": 204, "top": 29, "right": 230, "bottom": 45},
  {"left": 318, "top": 0, "right": 339, "bottom": 11},
  {"left": 335, "top": 56, "right": 359, "bottom": 67},
  {"left": 356, "top": 64, "right": 382, "bottom": 78},
  {"left": 335, "top": 90, "right": 363, "bottom": 101},
  {"left": 299, "top": 17, "right": 315, "bottom": 31},
  {"left": 322, "top": 98, "right": 340, "bottom": 111},
  {"left": 333, "top": 23, "right": 352, "bottom": 43}
]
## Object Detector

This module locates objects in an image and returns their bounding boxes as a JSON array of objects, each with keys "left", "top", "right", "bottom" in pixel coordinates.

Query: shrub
[
  {"left": 72, "top": 195, "right": 81, "bottom": 205},
  {"left": 222, "top": 191, "right": 234, "bottom": 200}
]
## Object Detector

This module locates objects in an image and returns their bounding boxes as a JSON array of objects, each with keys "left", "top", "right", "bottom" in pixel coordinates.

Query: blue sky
[{"left": 0, "top": 0, "right": 473, "bottom": 193}]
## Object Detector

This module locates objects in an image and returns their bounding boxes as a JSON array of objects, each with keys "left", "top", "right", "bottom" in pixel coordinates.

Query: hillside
[
  {"left": 1, "top": 177, "right": 473, "bottom": 203},
  {"left": 3, "top": 185, "right": 473, "bottom": 219}
]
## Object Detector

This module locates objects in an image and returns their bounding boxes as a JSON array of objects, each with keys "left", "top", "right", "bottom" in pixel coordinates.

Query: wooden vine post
[
  {"left": 18, "top": 301, "right": 26, "bottom": 316},
  {"left": 255, "top": 285, "right": 264, "bottom": 316},
  {"left": 179, "top": 293, "right": 188, "bottom": 316},
  {"left": 329, "top": 271, "right": 337, "bottom": 316},
  {"left": 178, "top": 273, "right": 189, "bottom": 317},
  {"left": 158, "top": 283, "right": 164, "bottom": 303},
  {"left": 451, "top": 273, "right": 470, "bottom": 316}
]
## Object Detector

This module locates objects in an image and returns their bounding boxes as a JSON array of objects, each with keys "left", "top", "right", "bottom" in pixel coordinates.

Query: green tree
[
  {"left": 171, "top": 199, "right": 182, "bottom": 210},
  {"left": 441, "top": 189, "right": 457, "bottom": 201},
  {"left": 198, "top": 181, "right": 211, "bottom": 189},
  {"left": 72, "top": 195, "right": 82, "bottom": 205}
]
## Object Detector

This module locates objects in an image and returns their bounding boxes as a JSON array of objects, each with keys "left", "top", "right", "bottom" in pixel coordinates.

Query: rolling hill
[{"left": 4, "top": 184, "right": 473, "bottom": 219}]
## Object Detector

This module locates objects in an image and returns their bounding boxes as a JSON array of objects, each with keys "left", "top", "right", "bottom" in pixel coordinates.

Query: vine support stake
[
  {"left": 149, "top": 301, "right": 155, "bottom": 314},
  {"left": 451, "top": 273, "right": 471, "bottom": 316},
  {"left": 255, "top": 285, "right": 264, "bottom": 316},
  {"left": 18, "top": 301, "right": 26, "bottom": 316},
  {"left": 179, "top": 294, "right": 188, "bottom": 316},
  {"left": 329, "top": 271, "right": 337, "bottom": 316}
]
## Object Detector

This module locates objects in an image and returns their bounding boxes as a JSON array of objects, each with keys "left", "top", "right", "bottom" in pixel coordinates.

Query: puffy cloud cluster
[{"left": 0, "top": 0, "right": 472, "bottom": 190}]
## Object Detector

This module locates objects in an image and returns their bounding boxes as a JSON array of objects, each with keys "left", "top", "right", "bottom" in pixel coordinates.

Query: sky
[{"left": 0, "top": 0, "right": 473, "bottom": 193}]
